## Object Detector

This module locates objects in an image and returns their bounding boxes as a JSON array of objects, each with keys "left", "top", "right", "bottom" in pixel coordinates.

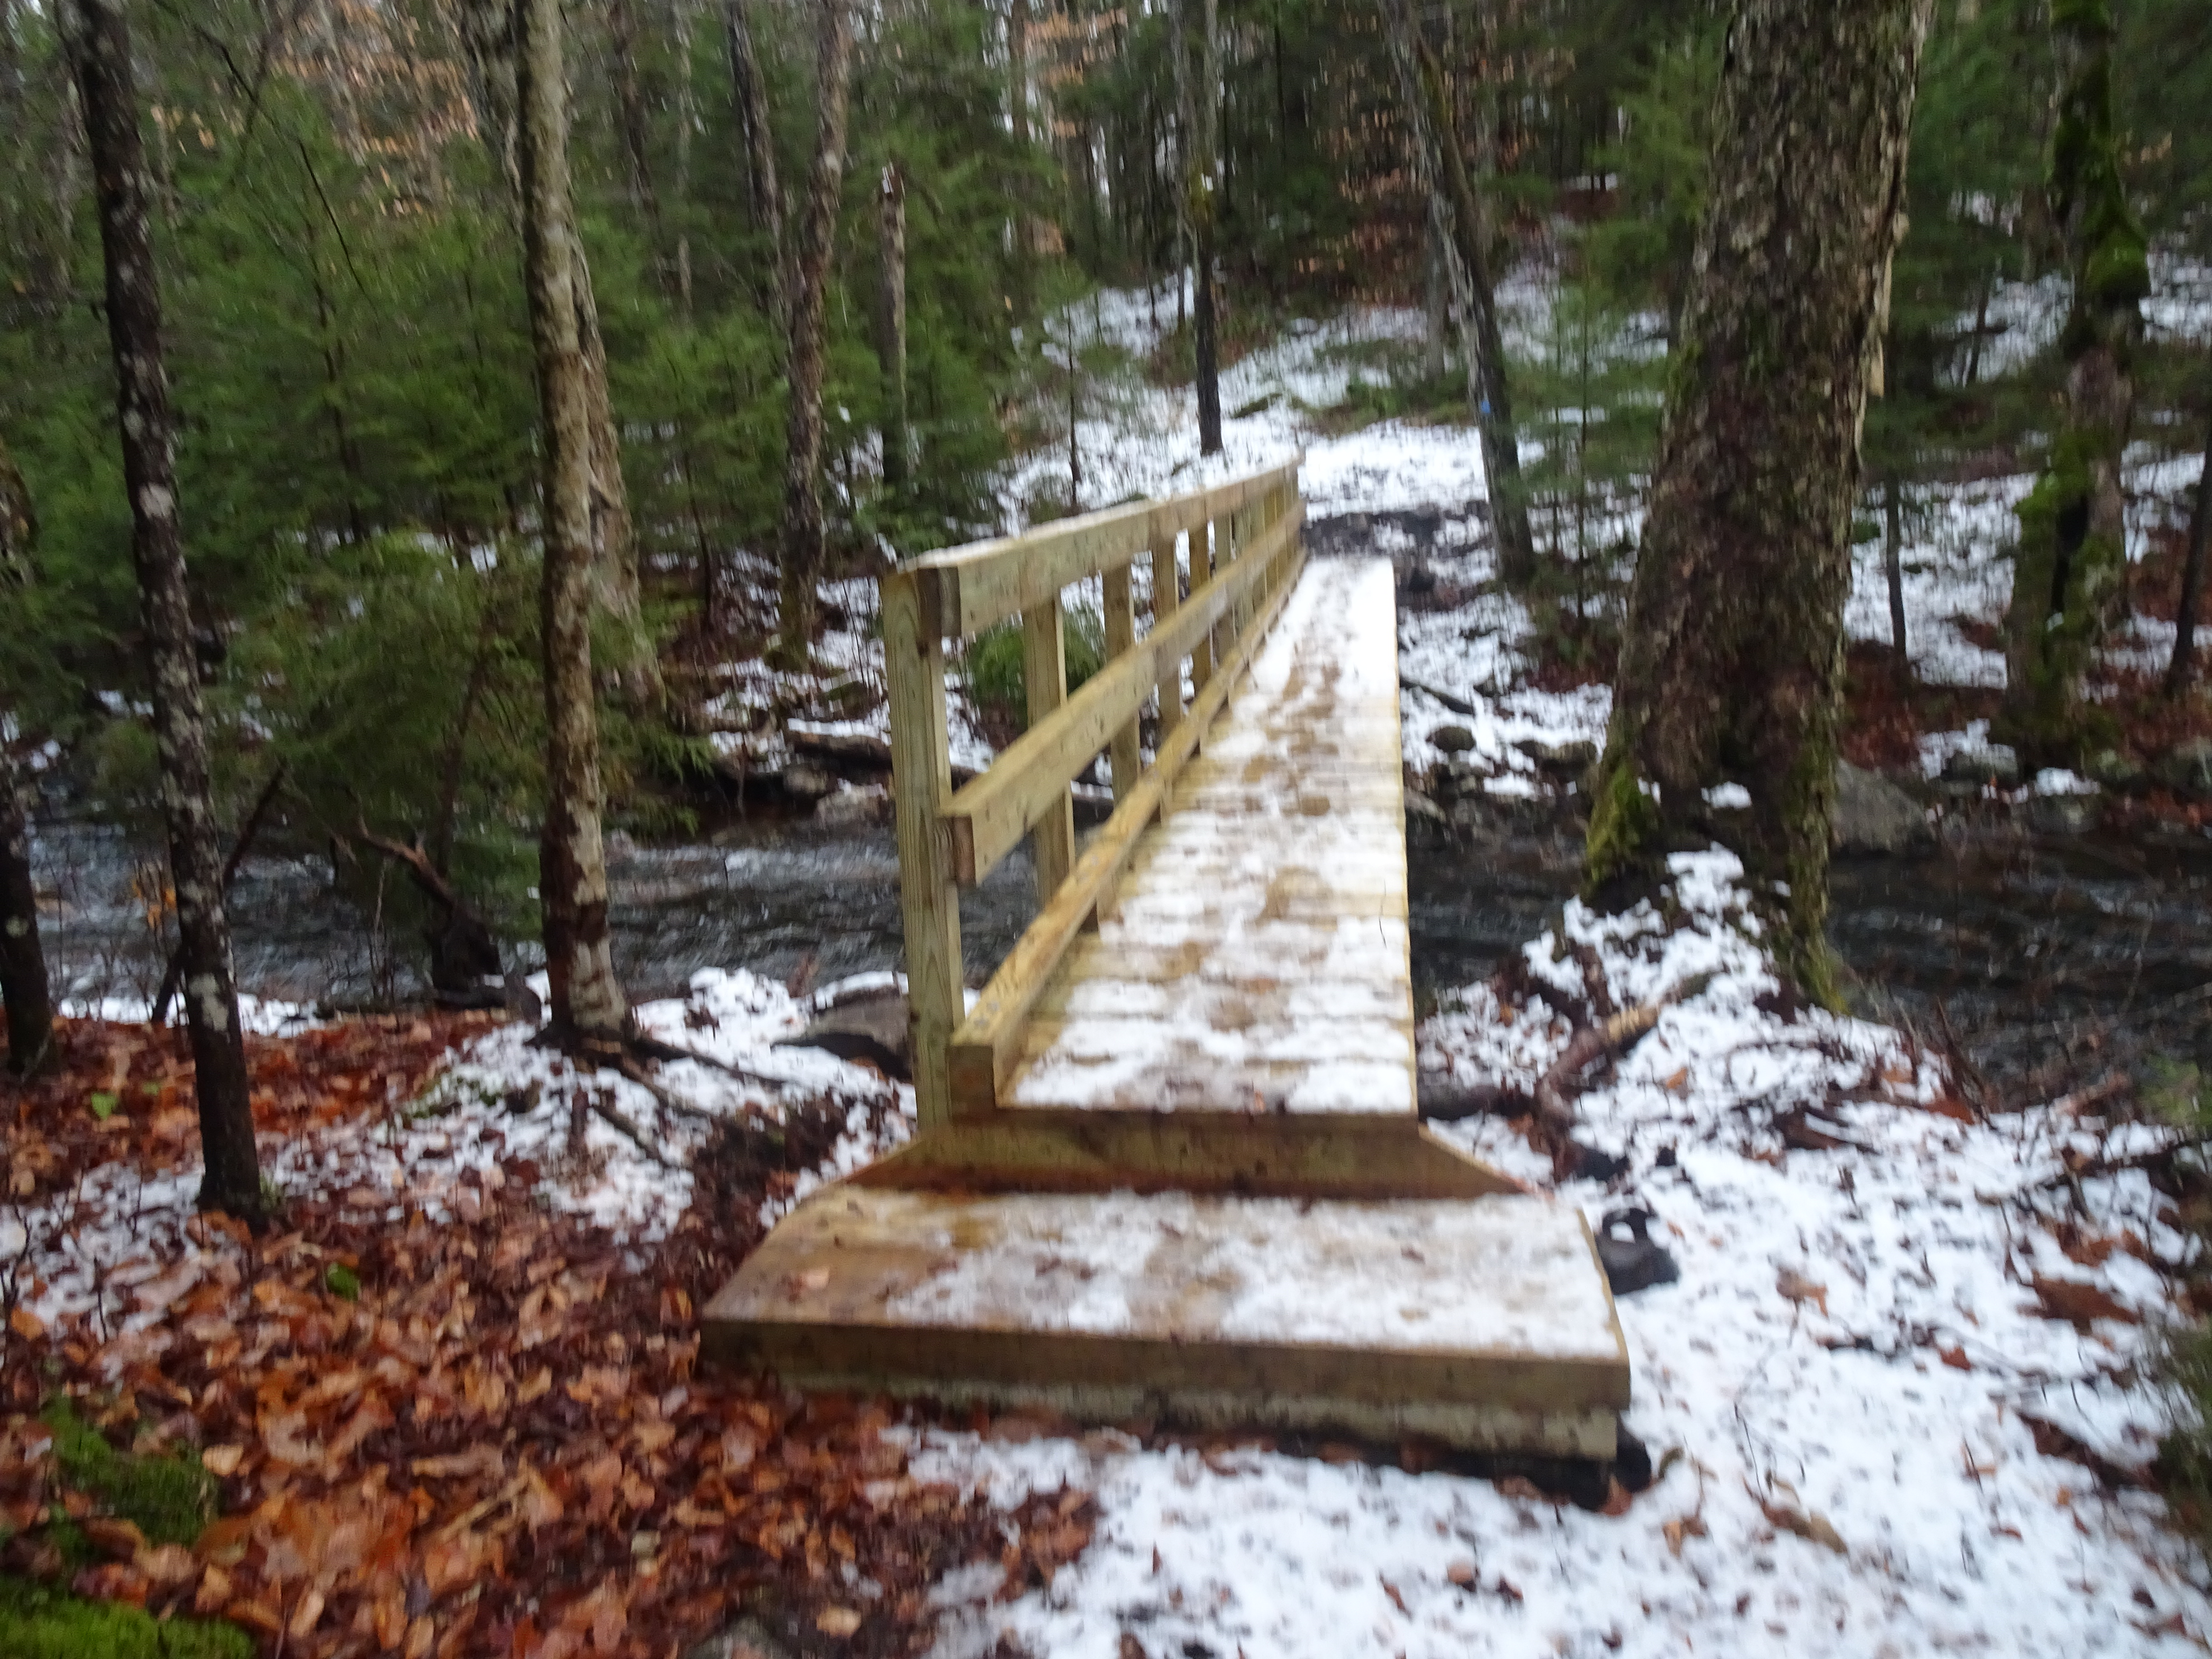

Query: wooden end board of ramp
[{"left": 703, "top": 462, "right": 1630, "bottom": 1456}]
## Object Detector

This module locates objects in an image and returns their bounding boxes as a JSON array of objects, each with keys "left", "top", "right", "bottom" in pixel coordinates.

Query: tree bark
[
  {"left": 877, "top": 162, "right": 909, "bottom": 498},
  {"left": 1189, "top": 0, "right": 1223, "bottom": 455},
  {"left": 1884, "top": 472, "right": 1908, "bottom": 670},
  {"left": 2165, "top": 411, "right": 2212, "bottom": 698},
  {"left": 724, "top": 0, "right": 785, "bottom": 325},
  {"left": 1999, "top": 0, "right": 2145, "bottom": 756},
  {"left": 0, "top": 432, "right": 33, "bottom": 590},
  {"left": 63, "top": 0, "right": 264, "bottom": 1218},
  {"left": 1, "top": 742, "right": 53, "bottom": 1078},
  {"left": 607, "top": 0, "right": 664, "bottom": 245},
  {"left": 457, "top": 0, "right": 644, "bottom": 651},
  {"left": 517, "top": 0, "right": 630, "bottom": 1043},
  {"left": 773, "top": 0, "right": 853, "bottom": 668},
  {"left": 1583, "top": 0, "right": 1932, "bottom": 993},
  {"left": 1378, "top": 0, "right": 1534, "bottom": 584}
]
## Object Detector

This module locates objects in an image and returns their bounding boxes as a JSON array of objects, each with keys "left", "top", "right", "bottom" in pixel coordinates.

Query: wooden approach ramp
[{"left": 703, "top": 462, "right": 1630, "bottom": 1456}]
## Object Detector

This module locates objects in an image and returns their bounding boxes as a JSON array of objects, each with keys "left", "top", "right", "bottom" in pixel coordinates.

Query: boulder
[
  {"left": 1516, "top": 737, "right": 1599, "bottom": 778},
  {"left": 2027, "top": 792, "right": 2100, "bottom": 835},
  {"left": 780, "top": 760, "right": 837, "bottom": 800},
  {"left": 2156, "top": 737, "right": 2212, "bottom": 799},
  {"left": 815, "top": 783, "right": 890, "bottom": 827},
  {"left": 777, "top": 981, "right": 910, "bottom": 1080},
  {"left": 1831, "top": 760, "right": 1932, "bottom": 856},
  {"left": 1403, "top": 788, "right": 1451, "bottom": 849},
  {"left": 1430, "top": 723, "right": 1477, "bottom": 755},
  {"left": 1940, "top": 745, "right": 2020, "bottom": 789}
]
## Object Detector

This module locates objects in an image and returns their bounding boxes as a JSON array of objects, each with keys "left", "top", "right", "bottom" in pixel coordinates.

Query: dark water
[{"left": 33, "top": 810, "right": 2212, "bottom": 1098}]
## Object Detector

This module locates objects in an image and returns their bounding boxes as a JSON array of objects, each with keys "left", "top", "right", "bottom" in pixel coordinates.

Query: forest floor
[{"left": 11, "top": 273, "right": 2212, "bottom": 1656}]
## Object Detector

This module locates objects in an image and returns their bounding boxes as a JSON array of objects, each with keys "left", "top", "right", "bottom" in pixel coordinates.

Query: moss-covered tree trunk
[
  {"left": 64, "top": 0, "right": 264, "bottom": 1217},
  {"left": 518, "top": 0, "right": 630, "bottom": 1044},
  {"left": 773, "top": 0, "right": 853, "bottom": 667},
  {"left": 1584, "top": 0, "right": 1931, "bottom": 987},
  {"left": 1999, "top": 0, "right": 2145, "bottom": 755}
]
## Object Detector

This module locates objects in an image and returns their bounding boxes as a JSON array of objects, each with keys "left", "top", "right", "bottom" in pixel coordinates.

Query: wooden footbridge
[{"left": 704, "top": 461, "right": 1629, "bottom": 1456}]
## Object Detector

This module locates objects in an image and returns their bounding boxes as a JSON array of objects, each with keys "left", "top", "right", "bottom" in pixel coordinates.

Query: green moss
[
  {"left": 1582, "top": 749, "right": 1661, "bottom": 894},
  {"left": 957, "top": 603, "right": 1106, "bottom": 732},
  {"left": 0, "top": 1576, "right": 253, "bottom": 1659},
  {"left": 40, "top": 1401, "right": 216, "bottom": 1549},
  {"left": 2085, "top": 231, "right": 2150, "bottom": 306}
]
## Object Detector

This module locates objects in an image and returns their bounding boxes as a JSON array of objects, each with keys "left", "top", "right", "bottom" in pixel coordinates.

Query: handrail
[{"left": 884, "top": 456, "right": 1307, "bottom": 1129}]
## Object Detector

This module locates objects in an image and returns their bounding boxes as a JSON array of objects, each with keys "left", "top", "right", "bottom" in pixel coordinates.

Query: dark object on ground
[
  {"left": 1596, "top": 1205, "right": 1679, "bottom": 1295},
  {"left": 1415, "top": 1071, "right": 1531, "bottom": 1120},
  {"left": 1614, "top": 1423, "right": 1654, "bottom": 1491},
  {"left": 1573, "top": 1143, "right": 1632, "bottom": 1183},
  {"left": 778, "top": 981, "right": 912, "bottom": 1079}
]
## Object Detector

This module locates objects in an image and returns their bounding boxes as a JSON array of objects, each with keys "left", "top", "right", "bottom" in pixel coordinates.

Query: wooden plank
[
  {"left": 881, "top": 571, "right": 967, "bottom": 1129},
  {"left": 945, "top": 540, "right": 1308, "bottom": 1109},
  {"left": 1102, "top": 559, "right": 1139, "bottom": 805},
  {"left": 856, "top": 1114, "right": 1522, "bottom": 1198},
  {"left": 998, "top": 558, "right": 1415, "bottom": 1118},
  {"left": 1020, "top": 595, "right": 1075, "bottom": 903},
  {"left": 909, "top": 458, "right": 1301, "bottom": 639},
  {"left": 698, "top": 1185, "right": 1624, "bottom": 1453},
  {"left": 1190, "top": 514, "right": 1216, "bottom": 697},
  {"left": 942, "top": 506, "right": 1301, "bottom": 886}
]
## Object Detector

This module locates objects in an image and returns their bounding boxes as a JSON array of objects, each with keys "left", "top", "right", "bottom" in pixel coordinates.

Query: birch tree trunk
[
  {"left": 1584, "top": 0, "right": 1932, "bottom": 993},
  {"left": 63, "top": 0, "right": 264, "bottom": 1216},
  {"left": 724, "top": 0, "right": 785, "bottom": 326},
  {"left": 1999, "top": 0, "right": 2145, "bottom": 755},
  {"left": 773, "top": 0, "right": 853, "bottom": 667},
  {"left": 517, "top": 0, "right": 630, "bottom": 1043},
  {"left": 878, "top": 162, "right": 909, "bottom": 498},
  {"left": 1378, "top": 0, "right": 1534, "bottom": 584}
]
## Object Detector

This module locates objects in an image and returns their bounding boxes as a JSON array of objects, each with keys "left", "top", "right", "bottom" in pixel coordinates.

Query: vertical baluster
[
  {"left": 883, "top": 569, "right": 966, "bottom": 1127},
  {"left": 1103, "top": 558, "right": 1139, "bottom": 805},
  {"left": 1021, "top": 593, "right": 1076, "bottom": 904}
]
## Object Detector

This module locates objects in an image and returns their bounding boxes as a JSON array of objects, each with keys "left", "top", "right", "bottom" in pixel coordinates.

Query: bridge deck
[
  {"left": 1003, "top": 557, "right": 1417, "bottom": 1115},
  {"left": 705, "top": 524, "right": 1630, "bottom": 1457}
]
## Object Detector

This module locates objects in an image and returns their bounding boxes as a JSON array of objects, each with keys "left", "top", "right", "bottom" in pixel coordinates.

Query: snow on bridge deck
[{"left": 1004, "top": 557, "right": 1418, "bottom": 1115}]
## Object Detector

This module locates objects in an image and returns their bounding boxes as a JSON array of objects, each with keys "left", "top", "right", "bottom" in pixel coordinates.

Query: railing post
[
  {"left": 1103, "top": 558, "right": 1139, "bottom": 805},
  {"left": 1150, "top": 524, "right": 1182, "bottom": 752},
  {"left": 1021, "top": 594, "right": 1076, "bottom": 903},
  {"left": 1190, "top": 514, "right": 1215, "bottom": 698},
  {"left": 883, "top": 569, "right": 966, "bottom": 1129}
]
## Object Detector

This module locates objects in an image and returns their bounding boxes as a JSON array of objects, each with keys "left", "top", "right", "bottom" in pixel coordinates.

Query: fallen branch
[
  {"left": 1415, "top": 1076, "right": 1533, "bottom": 1122},
  {"left": 1402, "top": 675, "right": 1479, "bottom": 717},
  {"left": 584, "top": 1088, "right": 677, "bottom": 1166},
  {"left": 614, "top": 1054, "right": 724, "bottom": 1124},
  {"left": 1534, "top": 974, "right": 1713, "bottom": 1138}
]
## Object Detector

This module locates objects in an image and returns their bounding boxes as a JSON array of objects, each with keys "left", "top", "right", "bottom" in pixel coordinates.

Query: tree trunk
[
  {"left": 517, "top": 0, "right": 630, "bottom": 1043},
  {"left": 63, "top": 0, "right": 264, "bottom": 1218},
  {"left": 1999, "top": 0, "right": 2145, "bottom": 757},
  {"left": 724, "top": 0, "right": 785, "bottom": 325},
  {"left": 1, "top": 743, "right": 54, "bottom": 1078},
  {"left": 0, "top": 433, "right": 33, "bottom": 590},
  {"left": 773, "top": 0, "right": 853, "bottom": 668},
  {"left": 1583, "top": 0, "right": 1932, "bottom": 993},
  {"left": 1884, "top": 473, "right": 1908, "bottom": 670},
  {"left": 673, "top": 0, "right": 696, "bottom": 318},
  {"left": 2165, "top": 412, "right": 2212, "bottom": 698},
  {"left": 1190, "top": 0, "right": 1222, "bottom": 455},
  {"left": 607, "top": 0, "right": 664, "bottom": 245},
  {"left": 457, "top": 0, "right": 643, "bottom": 656},
  {"left": 877, "top": 162, "right": 909, "bottom": 499},
  {"left": 1378, "top": 0, "right": 1534, "bottom": 585}
]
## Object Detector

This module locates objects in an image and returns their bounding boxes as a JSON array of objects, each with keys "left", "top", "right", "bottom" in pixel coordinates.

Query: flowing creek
[{"left": 32, "top": 808, "right": 2212, "bottom": 1099}]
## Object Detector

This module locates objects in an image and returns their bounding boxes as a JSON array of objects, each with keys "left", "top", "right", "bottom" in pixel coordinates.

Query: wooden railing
[{"left": 884, "top": 458, "right": 1308, "bottom": 1129}]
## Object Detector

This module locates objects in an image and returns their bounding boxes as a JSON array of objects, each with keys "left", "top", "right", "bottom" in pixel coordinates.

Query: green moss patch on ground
[{"left": 0, "top": 1576, "right": 252, "bottom": 1659}]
